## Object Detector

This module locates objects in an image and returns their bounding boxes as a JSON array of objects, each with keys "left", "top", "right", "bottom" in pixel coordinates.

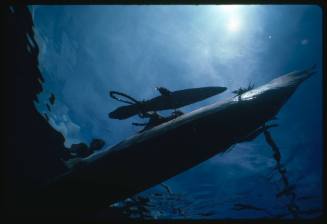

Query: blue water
[{"left": 31, "top": 5, "right": 323, "bottom": 219}]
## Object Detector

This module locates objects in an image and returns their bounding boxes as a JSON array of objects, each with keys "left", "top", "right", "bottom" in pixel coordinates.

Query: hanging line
[
  {"left": 263, "top": 124, "right": 300, "bottom": 218},
  {"left": 109, "top": 91, "right": 150, "bottom": 118}
]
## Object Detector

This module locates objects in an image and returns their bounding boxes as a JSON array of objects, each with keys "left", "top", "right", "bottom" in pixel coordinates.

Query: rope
[
  {"left": 109, "top": 91, "right": 140, "bottom": 105},
  {"left": 109, "top": 91, "right": 149, "bottom": 118},
  {"left": 263, "top": 125, "right": 300, "bottom": 218}
]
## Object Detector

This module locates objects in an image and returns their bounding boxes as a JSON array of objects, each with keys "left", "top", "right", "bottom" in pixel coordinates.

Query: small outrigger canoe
[{"left": 41, "top": 66, "right": 315, "bottom": 214}]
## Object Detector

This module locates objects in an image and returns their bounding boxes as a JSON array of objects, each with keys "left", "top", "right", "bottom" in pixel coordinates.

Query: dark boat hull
[{"left": 42, "top": 68, "right": 314, "bottom": 214}]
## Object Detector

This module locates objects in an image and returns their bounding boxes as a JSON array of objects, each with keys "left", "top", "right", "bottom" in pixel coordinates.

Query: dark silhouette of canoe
[
  {"left": 42, "top": 66, "right": 315, "bottom": 214},
  {"left": 109, "top": 86, "right": 227, "bottom": 119}
]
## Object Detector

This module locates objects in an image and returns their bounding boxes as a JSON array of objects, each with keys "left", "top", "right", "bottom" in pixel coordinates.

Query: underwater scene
[{"left": 6, "top": 5, "right": 323, "bottom": 220}]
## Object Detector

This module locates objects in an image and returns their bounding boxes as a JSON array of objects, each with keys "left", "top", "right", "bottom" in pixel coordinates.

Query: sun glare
[
  {"left": 227, "top": 17, "right": 241, "bottom": 32},
  {"left": 218, "top": 5, "right": 243, "bottom": 33}
]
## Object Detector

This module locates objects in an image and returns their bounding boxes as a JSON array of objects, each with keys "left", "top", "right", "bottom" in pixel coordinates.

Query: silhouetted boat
[
  {"left": 42, "top": 66, "right": 315, "bottom": 214},
  {"left": 109, "top": 86, "right": 227, "bottom": 119}
]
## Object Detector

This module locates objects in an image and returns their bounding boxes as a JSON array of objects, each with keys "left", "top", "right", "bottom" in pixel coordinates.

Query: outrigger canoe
[{"left": 41, "top": 66, "right": 315, "bottom": 214}]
